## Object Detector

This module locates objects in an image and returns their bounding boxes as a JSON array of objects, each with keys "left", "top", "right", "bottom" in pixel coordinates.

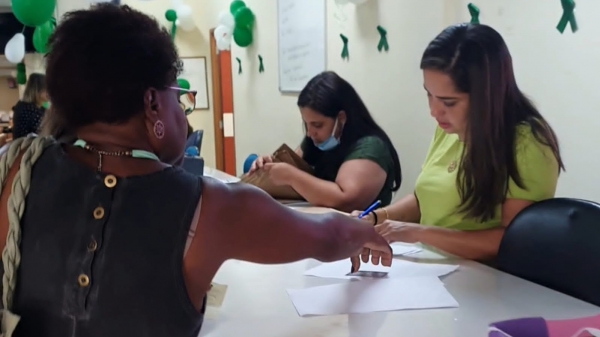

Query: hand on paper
[
  {"left": 350, "top": 234, "right": 393, "bottom": 273},
  {"left": 262, "top": 162, "right": 297, "bottom": 186},
  {"left": 350, "top": 210, "right": 376, "bottom": 225},
  {"left": 249, "top": 155, "right": 273, "bottom": 173},
  {"left": 375, "top": 220, "right": 423, "bottom": 244}
]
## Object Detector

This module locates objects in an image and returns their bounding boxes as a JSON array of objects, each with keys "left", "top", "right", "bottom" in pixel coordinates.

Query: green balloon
[
  {"left": 165, "top": 9, "right": 177, "bottom": 22},
  {"left": 11, "top": 0, "right": 55, "bottom": 27},
  {"left": 233, "top": 26, "right": 253, "bottom": 47},
  {"left": 177, "top": 78, "right": 190, "bottom": 90},
  {"left": 32, "top": 19, "right": 54, "bottom": 54},
  {"left": 234, "top": 6, "right": 254, "bottom": 28},
  {"left": 229, "top": 0, "right": 246, "bottom": 15}
]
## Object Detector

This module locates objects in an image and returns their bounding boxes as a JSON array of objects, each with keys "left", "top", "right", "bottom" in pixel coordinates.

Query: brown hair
[
  {"left": 420, "top": 23, "right": 564, "bottom": 221},
  {"left": 39, "top": 107, "right": 75, "bottom": 143},
  {"left": 22, "top": 73, "right": 46, "bottom": 105}
]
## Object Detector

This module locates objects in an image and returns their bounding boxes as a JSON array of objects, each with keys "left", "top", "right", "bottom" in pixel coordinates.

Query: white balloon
[
  {"left": 213, "top": 25, "right": 232, "bottom": 51},
  {"left": 4, "top": 33, "right": 25, "bottom": 64},
  {"left": 218, "top": 11, "right": 235, "bottom": 29},
  {"left": 176, "top": 4, "right": 195, "bottom": 31},
  {"left": 334, "top": 0, "right": 350, "bottom": 4},
  {"left": 216, "top": 36, "right": 231, "bottom": 52}
]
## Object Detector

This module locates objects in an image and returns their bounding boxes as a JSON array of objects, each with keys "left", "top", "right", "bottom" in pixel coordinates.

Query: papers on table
[
  {"left": 287, "top": 277, "right": 459, "bottom": 316},
  {"left": 304, "top": 258, "right": 458, "bottom": 281},
  {"left": 391, "top": 243, "right": 422, "bottom": 256}
]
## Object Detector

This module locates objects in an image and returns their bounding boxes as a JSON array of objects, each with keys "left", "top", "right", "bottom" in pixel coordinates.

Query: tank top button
[
  {"left": 87, "top": 239, "right": 98, "bottom": 252},
  {"left": 104, "top": 175, "right": 117, "bottom": 188},
  {"left": 78, "top": 274, "right": 90, "bottom": 287},
  {"left": 93, "top": 206, "right": 105, "bottom": 220}
]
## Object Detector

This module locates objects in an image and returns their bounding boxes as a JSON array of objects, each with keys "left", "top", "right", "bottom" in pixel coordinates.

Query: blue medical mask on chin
[{"left": 314, "top": 119, "right": 340, "bottom": 151}]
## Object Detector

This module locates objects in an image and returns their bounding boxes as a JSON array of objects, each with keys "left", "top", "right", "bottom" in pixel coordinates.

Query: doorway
[{"left": 209, "top": 28, "right": 237, "bottom": 176}]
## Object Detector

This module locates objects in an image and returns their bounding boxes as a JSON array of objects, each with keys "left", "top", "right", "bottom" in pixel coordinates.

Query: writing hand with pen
[
  {"left": 350, "top": 200, "right": 393, "bottom": 274},
  {"left": 351, "top": 201, "right": 423, "bottom": 244}
]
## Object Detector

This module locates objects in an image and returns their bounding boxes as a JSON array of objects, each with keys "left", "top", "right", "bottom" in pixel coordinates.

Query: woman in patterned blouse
[{"left": 12, "top": 73, "right": 48, "bottom": 138}]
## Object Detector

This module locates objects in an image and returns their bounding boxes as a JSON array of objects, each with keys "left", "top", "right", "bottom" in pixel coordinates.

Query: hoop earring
[{"left": 153, "top": 120, "right": 165, "bottom": 139}]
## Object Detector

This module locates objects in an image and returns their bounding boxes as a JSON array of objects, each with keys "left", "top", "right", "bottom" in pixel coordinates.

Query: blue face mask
[{"left": 314, "top": 119, "right": 340, "bottom": 151}]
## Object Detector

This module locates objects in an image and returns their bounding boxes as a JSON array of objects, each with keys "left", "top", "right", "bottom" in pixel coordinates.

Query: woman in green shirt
[
  {"left": 356, "top": 24, "right": 563, "bottom": 261},
  {"left": 250, "top": 71, "right": 402, "bottom": 212}
]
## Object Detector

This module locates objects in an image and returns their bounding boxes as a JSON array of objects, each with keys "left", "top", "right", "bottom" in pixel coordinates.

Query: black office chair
[
  {"left": 186, "top": 130, "right": 203, "bottom": 153},
  {"left": 497, "top": 198, "right": 600, "bottom": 306}
]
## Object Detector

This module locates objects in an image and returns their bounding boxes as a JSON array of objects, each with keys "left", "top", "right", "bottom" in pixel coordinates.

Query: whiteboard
[{"left": 277, "top": 0, "right": 326, "bottom": 93}]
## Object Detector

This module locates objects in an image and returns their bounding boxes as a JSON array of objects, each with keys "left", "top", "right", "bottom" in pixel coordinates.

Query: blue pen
[{"left": 358, "top": 200, "right": 382, "bottom": 219}]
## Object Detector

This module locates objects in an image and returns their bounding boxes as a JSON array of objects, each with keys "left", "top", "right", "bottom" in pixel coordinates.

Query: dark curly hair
[{"left": 46, "top": 4, "right": 182, "bottom": 128}]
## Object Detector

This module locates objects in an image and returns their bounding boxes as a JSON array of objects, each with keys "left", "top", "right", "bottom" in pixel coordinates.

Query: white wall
[
  {"left": 452, "top": 0, "right": 600, "bottom": 200},
  {"left": 225, "top": 0, "right": 600, "bottom": 202},
  {"left": 46, "top": 0, "right": 600, "bottom": 202},
  {"left": 226, "top": 0, "right": 451, "bottom": 197}
]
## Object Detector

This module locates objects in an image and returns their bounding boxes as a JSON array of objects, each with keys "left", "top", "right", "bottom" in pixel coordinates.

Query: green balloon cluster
[
  {"left": 10, "top": 0, "right": 56, "bottom": 59},
  {"left": 230, "top": 0, "right": 255, "bottom": 48}
]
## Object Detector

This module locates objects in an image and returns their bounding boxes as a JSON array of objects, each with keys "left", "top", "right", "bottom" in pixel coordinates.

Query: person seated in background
[
  {"left": 0, "top": 5, "right": 391, "bottom": 336},
  {"left": 12, "top": 73, "right": 48, "bottom": 138},
  {"left": 250, "top": 71, "right": 402, "bottom": 212},
  {"left": 354, "top": 23, "right": 563, "bottom": 261}
]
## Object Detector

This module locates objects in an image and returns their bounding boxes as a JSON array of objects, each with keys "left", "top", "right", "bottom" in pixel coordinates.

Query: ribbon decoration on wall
[
  {"left": 236, "top": 57, "right": 242, "bottom": 74},
  {"left": 468, "top": 3, "right": 480, "bottom": 24},
  {"left": 376, "top": 25, "right": 389, "bottom": 52},
  {"left": 340, "top": 34, "right": 349, "bottom": 60},
  {"left": 557, "top": 0, "right": 578, "bottom": 34},
  {"left": 258, "top": 55, "right": 264, "bottom": 73}
]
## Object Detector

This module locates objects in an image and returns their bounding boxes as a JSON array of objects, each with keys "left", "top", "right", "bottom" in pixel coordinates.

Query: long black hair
[
  {"left": 298, "top": 71, "right": 402, "bottom": 191},
  {"left": 420, "top": 23, "right": 564, "bottom": 221}
]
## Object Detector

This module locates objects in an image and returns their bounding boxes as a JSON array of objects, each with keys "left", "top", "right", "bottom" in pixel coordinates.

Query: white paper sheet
[
  {"left": 391, "top": 243, "right": 422, "bottom": 256},
  {"left": 287, "top": 277, "right": 459, "bottom": 316},
  {"left": 304, "top": 258, "right": 458, "bottom": 280}
]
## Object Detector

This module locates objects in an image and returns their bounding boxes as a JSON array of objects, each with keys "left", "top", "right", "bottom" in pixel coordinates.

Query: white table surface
[{"left": 201, "top": 238, "right": 599, "bottom": 336}]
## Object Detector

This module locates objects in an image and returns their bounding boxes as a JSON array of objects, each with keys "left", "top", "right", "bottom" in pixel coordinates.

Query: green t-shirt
[
  {"left": 344, "top": 136, "right": 395, "bottom": 206},
  {"left": 414, "top": 125, "right": 558, "bottom": 230}
]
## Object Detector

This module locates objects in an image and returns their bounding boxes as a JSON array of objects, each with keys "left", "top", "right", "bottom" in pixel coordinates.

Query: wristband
[{"left": 369, "top": 211, "right": 378, "bottom": 226}]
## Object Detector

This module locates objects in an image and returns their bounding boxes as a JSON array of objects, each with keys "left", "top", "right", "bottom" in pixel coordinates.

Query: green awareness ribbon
[
  {"left": 236, "top": 57, "right": 242, "bottom": 74},
  {"left": 557, "top": 0, "right": 578, "bottom": 34},
  {"left": 340, "top": 34, "right": 349, "bottom": 60},
  {"left": 468, "top": 3, "right": 480, "bottom": 24},
  {"left": 377, "top": 26, "right": 389, "bottom": 52},
  {"left": 258, "top": 55, "right": 264, "bottom": 73}
]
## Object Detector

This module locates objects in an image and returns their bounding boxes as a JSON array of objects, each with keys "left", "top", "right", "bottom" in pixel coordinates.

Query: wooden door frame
[{"left": 209, "top": 28, "right": 224, "bottom": 171}]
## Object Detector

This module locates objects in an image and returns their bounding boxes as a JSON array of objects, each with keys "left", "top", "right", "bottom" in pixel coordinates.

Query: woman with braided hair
[{"left": 0, "top": 4, "right": 392, "bottom": 337}]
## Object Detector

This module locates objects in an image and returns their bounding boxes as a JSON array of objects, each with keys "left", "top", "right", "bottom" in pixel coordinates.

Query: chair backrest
[
  {"left": 185, "top": 130, "right": 203, "bottom": 153},
  {"left": 181, "top": 156, "right": 204, "bottom": 176},
  {"left": 497, "top": 197, "right": 600, "bottom": 306},
  {"left": 243, "top": 154, "right": 258, "bottom": 174}
]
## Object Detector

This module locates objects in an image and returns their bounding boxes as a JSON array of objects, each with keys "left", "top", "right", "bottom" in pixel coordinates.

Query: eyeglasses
[{"left": 168, "top": 87, "right": 197, "bottom": 116}]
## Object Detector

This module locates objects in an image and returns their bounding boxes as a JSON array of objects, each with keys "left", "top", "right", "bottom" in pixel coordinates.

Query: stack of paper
[
  {"left": 287, "top": 277, "right": 459, "bottom": 316},
  {"left": 304, "top": 258, "right": 458, "bottom": 280},
  {"left": 390, "top": 243, "right": 422, "bottom": 256}
]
